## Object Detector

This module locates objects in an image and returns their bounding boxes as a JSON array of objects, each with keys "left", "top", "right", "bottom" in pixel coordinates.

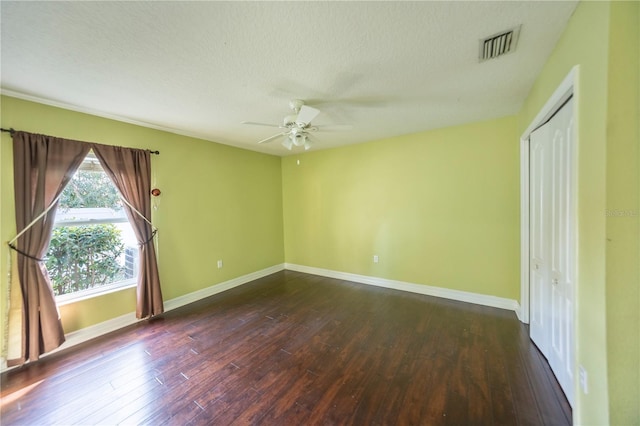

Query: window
[{"left": 46, "top": 151, "right": 139, "bottom": 303}]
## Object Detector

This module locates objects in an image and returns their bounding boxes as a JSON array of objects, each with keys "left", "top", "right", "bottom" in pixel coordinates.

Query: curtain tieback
[
  {"left": 8, "top": 192, "right": 63, "bottom": 249},
  {"left": 8, "top": 243, "right": 45, "bottom": 262},
  {"left": 139, "top": 229, "right": 158, "bottom": 247},
  {"left": 120, "top": 195, "right": 159, "bottom": 242}
]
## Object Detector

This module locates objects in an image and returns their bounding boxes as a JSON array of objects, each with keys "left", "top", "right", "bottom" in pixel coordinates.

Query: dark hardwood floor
[{"left": 1, "top": 270, "right": 571, "bottom": 425}]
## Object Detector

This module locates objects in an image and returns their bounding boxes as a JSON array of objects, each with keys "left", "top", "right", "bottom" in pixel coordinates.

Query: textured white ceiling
[{"left": 1, "top": 1, "right": 578, "bottom": 156}]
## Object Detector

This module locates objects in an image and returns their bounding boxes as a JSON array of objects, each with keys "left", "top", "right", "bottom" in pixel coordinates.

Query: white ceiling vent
[{"left": 479, "top": 26, "right": 521, "bottom": 61}]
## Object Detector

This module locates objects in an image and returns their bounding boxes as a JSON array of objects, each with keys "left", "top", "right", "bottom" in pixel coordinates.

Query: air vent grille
[{"left": 480, "top": 26, "right": 520, "bottom": 61}]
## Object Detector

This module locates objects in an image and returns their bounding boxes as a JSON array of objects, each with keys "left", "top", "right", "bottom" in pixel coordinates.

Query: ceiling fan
[{"left": 242, "top": 99, "right": 327, "bottom": 151}]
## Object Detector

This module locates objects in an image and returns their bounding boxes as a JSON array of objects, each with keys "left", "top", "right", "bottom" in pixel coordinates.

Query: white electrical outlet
[
  {"left": 217, "top": 260, "right": 223, "bottom": 269},
  {"left": 373, "top": 255, "right": 379, "bottom": 264},
  {"left": 579, "top": 365, "right": 588, "bottom": 394}
]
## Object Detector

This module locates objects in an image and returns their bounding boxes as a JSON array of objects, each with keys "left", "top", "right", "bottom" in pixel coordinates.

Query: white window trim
[
  {"left": 53, "top": 217, "right": 128, "bottom": 227},
  {"left": 55, "top": 278, "right": 137, "bottom": 306}
]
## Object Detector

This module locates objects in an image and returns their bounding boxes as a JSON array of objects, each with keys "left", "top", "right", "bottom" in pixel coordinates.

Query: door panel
[
  {"left": 529, "top": 123, "right": 551, "bottom": 355},
  {"left": 529, "top": 97, "right": 574, "bottom": 406}
]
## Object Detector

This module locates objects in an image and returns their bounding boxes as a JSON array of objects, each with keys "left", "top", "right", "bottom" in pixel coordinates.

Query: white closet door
[
  {"left": 529, "top": 97, "right": 574, "bottom": 406},
  {"left": 529, "top": 122, "right": 551, "bottom": 356}
]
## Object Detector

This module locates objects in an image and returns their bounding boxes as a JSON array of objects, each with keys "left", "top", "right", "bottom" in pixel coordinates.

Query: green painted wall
[
  {"left": 0, "top": 96, "right": 284, "bottom": 334},
  {"left": 519, "top": 1, "right": 640, "bottom": 423},
  {"left": 605, "top": 1, "right": 640, "bottom": 424},
  {"left": 282, "top": 116, "right": 519, "bottom": 300}
]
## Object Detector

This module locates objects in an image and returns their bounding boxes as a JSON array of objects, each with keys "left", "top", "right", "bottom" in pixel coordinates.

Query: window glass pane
[
  {"left": 47, "top": 152, "right": 138, "bottom": 298},
  {"left": 59, "top": 152, "right": 122, "bottom": 210},
  {"left": 47, "top": 224, "right": 132, "bottom": 296}
]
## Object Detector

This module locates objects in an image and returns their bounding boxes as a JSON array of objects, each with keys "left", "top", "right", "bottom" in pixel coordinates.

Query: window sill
[{"left": 55, "top": 279, "right": 137, "bottom": 306}]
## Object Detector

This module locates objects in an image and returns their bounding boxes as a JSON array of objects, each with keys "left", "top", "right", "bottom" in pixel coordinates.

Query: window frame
[{"left": 49, "top": 152, "right": 139, "bottom": 304}]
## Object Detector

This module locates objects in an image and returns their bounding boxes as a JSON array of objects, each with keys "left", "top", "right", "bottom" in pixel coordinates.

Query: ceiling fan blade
[
  {"left": 296, "top": 105, "right": 320, "bottom": 125},
  {"left": 257, "top": 132, "right": 287, "bottom": 144},
  {"left": 242, "top": 121, "right": 282, "bottom": 128}
]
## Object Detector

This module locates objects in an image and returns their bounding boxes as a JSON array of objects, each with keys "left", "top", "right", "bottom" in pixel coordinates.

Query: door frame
[{"left": 519, "top": 65, "right": 579, "bottom": 325}]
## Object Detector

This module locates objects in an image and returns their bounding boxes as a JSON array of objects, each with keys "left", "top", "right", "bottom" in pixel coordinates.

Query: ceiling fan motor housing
[{"left": 283, "top": 114, "right": 297, "bottom": 127}]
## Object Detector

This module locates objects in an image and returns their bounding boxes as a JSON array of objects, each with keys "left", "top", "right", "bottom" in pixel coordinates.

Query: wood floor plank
[{"left": 0, "top": 270, "right": 572, "bottom": 425}]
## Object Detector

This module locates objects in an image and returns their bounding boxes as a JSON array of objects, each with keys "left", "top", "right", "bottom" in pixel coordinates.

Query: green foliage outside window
[
  {"left": 59, "top": 168, "right": 122, "bottom": 210},
  {"left": 46, "top": 224, "right": 124, "bottom": 295},
  {"left": 46, "top": 225, "right": 126, "bottom": 296}
]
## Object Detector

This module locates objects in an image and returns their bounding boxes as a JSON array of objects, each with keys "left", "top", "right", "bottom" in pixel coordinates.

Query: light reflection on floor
[
  {"left": 1, "top": 342, "right": 166, "bottom": 424},
  {"left": 0, "top": 380, "right": 45, "bottom": 409}
]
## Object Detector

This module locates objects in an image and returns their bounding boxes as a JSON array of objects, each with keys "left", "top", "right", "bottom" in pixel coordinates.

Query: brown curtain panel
[
  {"left": 11, "top": 132, "right": 90, "bottom": 365},
  {"left": 92, "top": 145, "right": 164, "bottom": 318}
]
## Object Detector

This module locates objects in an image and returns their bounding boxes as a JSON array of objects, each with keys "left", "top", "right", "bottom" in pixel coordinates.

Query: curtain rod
[{"left": 1, "top": 127, "right": 160, "bottom": 155}]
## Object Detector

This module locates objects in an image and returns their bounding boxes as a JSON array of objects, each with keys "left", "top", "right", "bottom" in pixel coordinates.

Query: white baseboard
[
  {"left": 285, "top": 263, "right": 520, "bottom": 313},
  {"left": 514, "top": 302, "right": 524, "bottom": 322},
  {"left": 163, "top": 263, "right": 284, "bottom": 311},
  {"left": 0, "top": 263, "right": 285, "bottom": 373}
]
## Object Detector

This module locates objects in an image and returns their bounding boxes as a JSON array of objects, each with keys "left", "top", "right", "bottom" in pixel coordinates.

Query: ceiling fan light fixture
[
  {"left": 304, "top": 140, "right": 313, "bottom": 151},
  {"left": 282, "top": 137, "right": 293, "bottom": 150},
  {"left": 292, "top": 133, "right": 305, "bottom": 147}
]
